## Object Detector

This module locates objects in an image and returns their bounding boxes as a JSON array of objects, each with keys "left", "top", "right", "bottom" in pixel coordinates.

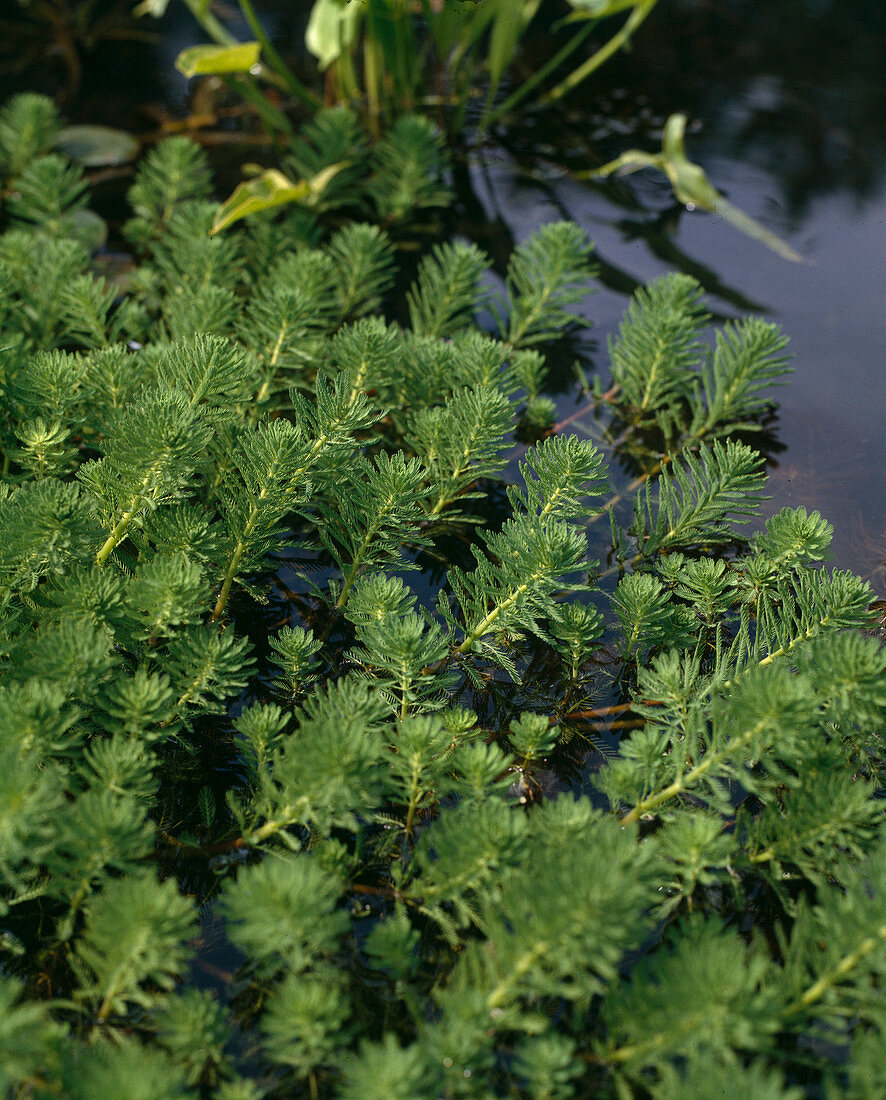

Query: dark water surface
[{"left": 475, "top": 0, "right": 886, "bottom": 591}]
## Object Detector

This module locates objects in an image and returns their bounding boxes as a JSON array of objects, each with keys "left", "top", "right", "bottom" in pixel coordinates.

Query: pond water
[{"left": 471, "top": 0, "right": 886, "bottom": 592}]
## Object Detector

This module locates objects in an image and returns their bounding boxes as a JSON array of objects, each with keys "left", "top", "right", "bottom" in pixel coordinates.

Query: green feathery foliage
[
  {"left": 0, "top": 92, "right": 61, "bottom": 178},
  {"left": 407, "top": 240, "right": 489, "bottom": 338},
  {"left": 498, "top": 220, "right": 598, "bottom": 347},
  {"left": 0, "top": 92, "right": 883, "bottom": 1100}
]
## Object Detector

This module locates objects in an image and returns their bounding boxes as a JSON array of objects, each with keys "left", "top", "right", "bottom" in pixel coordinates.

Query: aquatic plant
[
  {"left": 137, "top": 0, "right": 660, "bottom": 135},
  {"left": 592, "top": 112, "right": 804, "bottom": 262},
  {"left": 137, "top": 3, "right": 798, "bottom": 262},
  {"left": 0, "top": 92, "right": 884, "bottom": 1098}
]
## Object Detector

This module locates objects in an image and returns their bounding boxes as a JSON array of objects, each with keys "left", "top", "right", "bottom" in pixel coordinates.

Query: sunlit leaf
[
  {"left": 210, "top": 164, "right": 345, "bottom": 235},
  {"left": 175, "top": 42, "right": 261, "bottom": 79},
  {"left": 305, "top": 0, "right": 363, "bottom": 70},
  {"left": 592, "top": 114, "right": 803, "bottom": 263},
  {"left": 132, "top": 0, "right": 172, "bottom": 16}
]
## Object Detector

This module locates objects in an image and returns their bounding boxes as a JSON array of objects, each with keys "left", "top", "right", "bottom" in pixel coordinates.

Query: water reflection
[
  {"left": 475, "top": 0, "right": 886, "bottom": 588},
  {"left": 585, "top": 0, "right": 886, "bottom": 215}
]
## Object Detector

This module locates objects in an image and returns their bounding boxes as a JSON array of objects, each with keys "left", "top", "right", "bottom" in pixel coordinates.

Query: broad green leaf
[
  {"left": 305, "top": 0, "right": 363, "bottom": 70},
  {"left": 210, "top": 164, "right": 345, "bottom": 235},
  {"left": 175, "top": 42, "right": 261, "bottom": 78},
  {"left": 55, "top": 125, "right": 139, "bottom": 167},
  {"left": 592, "top": 113, "right": 803, "bottom": 263}
]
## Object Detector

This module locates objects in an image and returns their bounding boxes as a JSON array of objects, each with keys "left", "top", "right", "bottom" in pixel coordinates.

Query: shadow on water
[{"left": 467, "top": 0, "right": 886, "bottom": 590}]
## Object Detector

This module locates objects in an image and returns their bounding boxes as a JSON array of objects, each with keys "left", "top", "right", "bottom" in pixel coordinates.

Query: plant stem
[
  {"left": 224, "top": 74, "right": 295, "bottom": 140},
  {"left": 400, "top": 673, "right": 411, "bottom": 722},
  {"left": 603, "top": 1008, "right": 711, "bottom": 1065},
  {"left": 486, "top": 943, "right": 546, "bottom": 1009},
  {"left": 211, "top": 484, "right": 270, "bottom": 622},
  {"left": 620, "top": 715, "right": 767, "bottom": 825},
  {"left": 95, "top": 508, "right": 137, "bottom": 566},
  {"left": 364, "top": 35, "right": 381, "bottom": 130},
  {"left": 96, "top": 446, "right": 176, "bottom": 565},
  {"left": 587, "top": 406, "right": 717, "bottom": 534},
  {"left": 786, "top": 924, "right": 886, "bottom": 1015},
  {"left": 334, "top": 485, "right": 401, "bottom": 612},
  {"left": 181, "top": 0, "right": 237, "bottom": 47},
  {"left": 586, "top": 459, "right": 662, "bottom": 530},
  {"left": 455, "top": 565, "right": 550, "bottom": 656},
  {"left": 236, "top": 0, "right": 321, "bottom": 107},
  {"left": 563, "top": 702, "right": 633, "bottom": 720},
  {"left": 481, "top": 21, "right": 596, "bottom": 132},
  {"left": 540, "top": 0, "right": 659, "bottom": 108},
  {"left": 404, "top": 779, "right": 421, "bottom": 839}
]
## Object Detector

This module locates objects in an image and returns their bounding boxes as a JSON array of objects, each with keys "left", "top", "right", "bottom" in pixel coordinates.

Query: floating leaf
[
  {"left": 60, "top": 208, "right": 108, "bottom": 253},
  {"left": 592, "top": 113, "right": 804, "bottom": 263},
  {"left": 55, "top": 125, "right": 139, "bottom": 167},
  {"left": 210, "top": 164, "right": 345, "bottom": 235},
  {"left": 175, "top": 42, "right": 262, "bottom": 79}
]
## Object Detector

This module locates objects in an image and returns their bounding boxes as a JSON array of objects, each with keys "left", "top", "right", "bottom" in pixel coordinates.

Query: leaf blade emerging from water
[{"left": 593, "top": 114, "right": 804, "bottom": 264}]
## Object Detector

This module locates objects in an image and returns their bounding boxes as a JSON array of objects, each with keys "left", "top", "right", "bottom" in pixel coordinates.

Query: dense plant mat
[{"left": 1, "top": 94, "right": 885, "bottom": 1098}]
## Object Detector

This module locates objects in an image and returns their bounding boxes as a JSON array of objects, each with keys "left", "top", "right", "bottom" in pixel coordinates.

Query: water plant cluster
[
  {"left": 137, "top": 0, "right": 659, "bottom": 136},
  {"left": 1, "top": 92, "right": 885, "bottom": 1098}
]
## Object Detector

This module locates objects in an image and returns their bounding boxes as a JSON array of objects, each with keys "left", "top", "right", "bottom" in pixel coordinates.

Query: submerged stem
[{"left": 620, "top": 716, "right": 766, "bottom": 825}]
